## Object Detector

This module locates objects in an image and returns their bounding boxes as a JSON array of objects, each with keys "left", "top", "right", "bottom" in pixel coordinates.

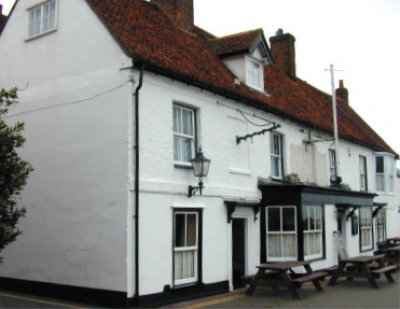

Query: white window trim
[
  {"left": 173, "top": 104, "right": 196, "bottom": 166},
  {"left": 26, "top": 0, "right": 58, "bottom": 41},
  {"left": 266, "top": 206, "right": 297, "bottom": 261},
  {"left": 270, "top": 132, "right": 284, "bottom": 180},
  {"left": 173, "top": 211, "right": 199, "bottom": 286},
  {"left": 303, "top": 206, "right": 323, "bottom": 261},
  {"left": 245, "top": 56, "right": 264, "bottom": 92}
]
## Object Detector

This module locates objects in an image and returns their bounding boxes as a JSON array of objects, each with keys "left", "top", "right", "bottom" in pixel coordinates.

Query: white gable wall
[{"left": 0, "top": 0, "right": 131, "bottom": 292}]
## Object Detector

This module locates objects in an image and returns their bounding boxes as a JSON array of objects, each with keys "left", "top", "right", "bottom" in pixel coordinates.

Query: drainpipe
[
  {"left": 127, "top": 63, "right": 144, "bottom": 300},
  {"left": 134, "top": 65, "right": 144, "bottom": 300}
]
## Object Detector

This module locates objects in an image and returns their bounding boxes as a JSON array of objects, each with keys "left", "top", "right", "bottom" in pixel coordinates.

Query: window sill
[
  {"left": 229, "top": 168, "right": 251, "bottom": 176},
  {"left": 173, "top": 281, "right": 199, "bottom": 290},
  {"left": 25, "top": 28, "right": 57, "bottom": 42},
  {"left": 174, "top": 162, "right": 193, "bottom": 170},
  {"left": 360, "top": 247, "right": 374, "bottom": 254}
]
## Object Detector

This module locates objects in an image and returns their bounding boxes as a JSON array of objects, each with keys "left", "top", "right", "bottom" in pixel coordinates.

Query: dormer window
[
  {"left": 27, "top": 0, "right": 57, "bottom": 40},
  {"left": 246, "top": 57, "right": 264, "bottom": 91}
]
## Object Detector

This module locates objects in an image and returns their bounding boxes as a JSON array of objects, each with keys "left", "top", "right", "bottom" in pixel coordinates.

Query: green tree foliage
[{"left": 0, "top": 88, "right": 33, "bottom": 261}]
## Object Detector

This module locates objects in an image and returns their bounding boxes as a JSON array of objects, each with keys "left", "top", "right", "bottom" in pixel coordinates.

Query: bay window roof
[{"left": 258, "top": 182, "right": 377, "bottom": 207}]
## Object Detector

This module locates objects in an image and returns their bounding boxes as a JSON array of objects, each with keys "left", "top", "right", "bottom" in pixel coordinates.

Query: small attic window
[
  {"left": 27, "top": 0, "right": 57, "bottom": 40},
  {"left": 246, "top": 57, "right": 264, "bottom": 91}
]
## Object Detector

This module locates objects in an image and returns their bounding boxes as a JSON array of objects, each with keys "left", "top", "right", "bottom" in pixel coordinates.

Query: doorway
[{"left": 232, "top": 218, "right": 246, "bottom": 289}]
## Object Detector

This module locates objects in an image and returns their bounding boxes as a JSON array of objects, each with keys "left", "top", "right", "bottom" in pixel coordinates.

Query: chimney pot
[
  {"left": 270, "top": 29, "right": 296, "bottom": 79},
  {"left": 336, "top": 79, "right": 349, "bottom": 105}
]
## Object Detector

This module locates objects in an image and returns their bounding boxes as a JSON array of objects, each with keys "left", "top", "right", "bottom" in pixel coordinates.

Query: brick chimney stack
[
  {"left": 336, "top": 80, "right": 349, "bottom": 105},
  {"left": 152, "top": 0, "right": 194, "bottom": 31},
  {"left": 269, "top": 29, "right": 296, "bottom": 79}
]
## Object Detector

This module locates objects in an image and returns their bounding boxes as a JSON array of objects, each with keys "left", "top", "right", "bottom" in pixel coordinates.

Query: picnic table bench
[
  {"left": 246, "top": 261, "right": 328, "bottom": 299},
  {"left": 328, "top": 254, "right": 398, "bottom": 289}
]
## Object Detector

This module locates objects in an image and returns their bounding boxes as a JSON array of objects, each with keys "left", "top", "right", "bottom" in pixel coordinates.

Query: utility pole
[{"left": 328, "top": 64, "right": 341, "bottom": 180}]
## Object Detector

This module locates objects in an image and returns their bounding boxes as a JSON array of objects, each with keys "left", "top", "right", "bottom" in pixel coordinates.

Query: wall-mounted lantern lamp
[{"left": 188, "top": 149, "right": 211, "bottom": 198}]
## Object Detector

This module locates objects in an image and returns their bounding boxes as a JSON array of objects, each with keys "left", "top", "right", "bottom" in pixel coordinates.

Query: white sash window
[
  {"left": 303, "top": 206, "right": 323, "bottom": 260},
  {"left": 266, "top": 206, "right": 297, "bottom": 261},
  {"left": 376, "top": 210, "right": 386, "bottom": 243},
  {"left": 174, "top": 212, "right": 198, "bottom": 286},
  {"left": 360, "top": 208, "right": 373, "bottom": 252},
  {"left": 173, "top": 104, "right": 196, "bottom": 164},
  {"left": 270, "top": 133, "right": 284, "bottom": 179},
  {"left": 28, "top": 0, "right": 57, "bottom": 39}
]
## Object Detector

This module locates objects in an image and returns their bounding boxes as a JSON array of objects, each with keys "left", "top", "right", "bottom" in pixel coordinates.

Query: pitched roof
[
  {"left": 2, "top": 0, "right": 390, "bottom": 157},
  {"left": 85, "top": 0, "right": 397, "bottom": 157},
  {"left": 208, "top": 29, "right": 263, "bottom": 57}
]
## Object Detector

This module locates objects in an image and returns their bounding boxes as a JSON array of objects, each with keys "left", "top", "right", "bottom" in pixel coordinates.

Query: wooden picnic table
[
  {"left": 329, "top": 254, "right": 398, "bottom": 289},
  {"left": 246, "top": 261, "right": 328, "bottom": 299},
  {"left": 383, "top": 246, "right": 400, "bottom": 266}
]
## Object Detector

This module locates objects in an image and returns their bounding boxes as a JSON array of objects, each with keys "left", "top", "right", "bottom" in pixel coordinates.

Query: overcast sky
[{"left": 1, "top": 0, "right": 400, "bottom": 157}]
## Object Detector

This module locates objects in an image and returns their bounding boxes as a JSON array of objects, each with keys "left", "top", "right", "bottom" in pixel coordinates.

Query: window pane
[
  {"left": 302, "top": 207, "right": 310, "bottom": 231},
  {"left": 283, "top": 207, "right": 295, "bottom": 231},
  {"left": 173, "top": 106, "right": 181, "bottom": 133},
  {"left": 186, "top": 214, "right": 197, "bottom": 247},
  {"left": 182, "top": 109, "right": 194, "bottom": 136},
  {"left": 174, "top": 250, "right": 195, "bottom": 280},
  {"left": 271, "top": 157, "right": 280, "bottom": 178},
  {"left": 267, "top": 234, "right": 281, "bottom": 257},
  {"left": 282, "top": 234, "right": 297, "bottom": 258},
  {"left": 175, "top": 214, "right": 186, "bottom": 247},
  {"left": 182, "top": 137, "right": 193, "bottom": 162},
  {"left": 268, "top": 208, "right": 280, "bottom": 232}
]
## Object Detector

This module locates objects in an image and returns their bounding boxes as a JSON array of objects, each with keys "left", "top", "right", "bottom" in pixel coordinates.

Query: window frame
[
  {"left": 173, "top": 103, "right": 197, "bottom": 167},
  {"left": 245, "top": 57, "right": 264, "bottom": 91},
  {"left": 375, "top": 156, "right": 385, "bottom": 192},
  {"left": 172, "top": 209, "right": 202, "bottom": 287},
  {"left": 26, "top": 0, "right": 58, "bottom": 41},
  {"left": 303, "top": 206, "right": 324, "bottom": 261},
  {"left": 359, "top": 207, "right": 374, "bottom": 253},
  {"left": 375, "top": 209, "right": 387, "bottom": 244},
  {"left": 329, "top": 149, "right": 337, "bottom": 180},
  {"left": 266, "top": 206, "right": 298, "bottom": 262},
  {"left": 270, "top": 132, "right": 285, "bottom": 180},
  {"left": 359, "top": 155, "right": 368, "bottom": 192}
]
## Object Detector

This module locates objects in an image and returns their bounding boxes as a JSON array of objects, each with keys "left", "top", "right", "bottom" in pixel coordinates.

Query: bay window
[
  {"left": 173, "top": 211, "right": 199, "bottom": 286},
  {"left": 173, "top": 104, "right": 196, "bottom": 164},
  {"left": 303, "top": 206, "right": 323, "bottom": 260},
  {"left": 270, "top": 133, "right": 284, "bottom": 179},
  {"left": 28, "top": 0, "right": 57, "bottom": 39},
  {"left": 359, "top": 208, "right": 373, "bottom": 252},
  {"left": 266, "top": 206, "right": 297, "bottom": 261}
]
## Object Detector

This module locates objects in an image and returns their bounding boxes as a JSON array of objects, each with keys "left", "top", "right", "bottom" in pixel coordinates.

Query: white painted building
[{"left": 0, "top": 0, "right": 398, "bottom": 307}]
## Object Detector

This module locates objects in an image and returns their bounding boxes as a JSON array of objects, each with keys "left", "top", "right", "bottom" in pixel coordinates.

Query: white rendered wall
[{"left": 0, "top": 0, "right": 131, "bottom": 292}]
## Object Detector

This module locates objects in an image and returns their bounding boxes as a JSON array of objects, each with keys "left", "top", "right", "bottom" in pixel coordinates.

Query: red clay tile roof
[
  {"left": 86, "top": 0, "right": 396, "bottom": 157},
  {"left": 208, "top": 29, "right": 263, "bottom": 57}
]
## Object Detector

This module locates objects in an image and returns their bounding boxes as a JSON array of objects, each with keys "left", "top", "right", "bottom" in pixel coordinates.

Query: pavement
[
  {"left": 0, "top": 273, "right": 398, "bottom": 308},
  {"left": 171, "top": 272, "right": 400, "bottom": 309}
]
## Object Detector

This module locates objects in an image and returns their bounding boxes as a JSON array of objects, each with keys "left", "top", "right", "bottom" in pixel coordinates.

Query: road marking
[
  {"left": 0, "top": 292, "right": 85, "bottom": 309},
  {"left": 186, "top": 293, "right": 245, "bottom": 309}
]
